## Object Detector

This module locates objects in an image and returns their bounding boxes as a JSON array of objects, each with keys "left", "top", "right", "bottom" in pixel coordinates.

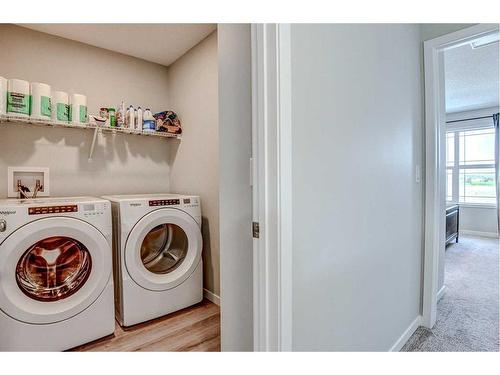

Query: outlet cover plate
[{"left": 8, "top": 167, "right": 50, "bottom": 198}]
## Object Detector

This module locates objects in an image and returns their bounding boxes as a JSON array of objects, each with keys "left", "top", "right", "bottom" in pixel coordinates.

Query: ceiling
[
  {"left": 19, "top": 24, "right": 217, "bottom": 67},
  {"left": 444, "top": 35, "right": 499, "bottom": 113}
]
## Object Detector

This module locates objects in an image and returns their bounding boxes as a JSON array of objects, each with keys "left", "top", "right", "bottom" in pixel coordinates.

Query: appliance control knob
[{"left": 0, "top": 219, "right": 6, "bottom": 232}]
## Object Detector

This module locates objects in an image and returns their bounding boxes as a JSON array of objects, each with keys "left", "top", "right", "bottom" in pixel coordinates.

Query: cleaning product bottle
[
  {"left": 126, "top": 105, "right": 135, "bottom": 129},
  {"left": 143, "top": 108, "right": 155, "bottom": 132},
  {"left": 125, "top": 106, "right": 130, "bottom": 128},
  {"left": 136, "top": 106, "right": 143, "bottom": 131},
  {"left": 108, "top": 107, "right": 116, "bottom": 127},
  {"left": 117, "top": 101, "right": 125, "bottom": 127}
]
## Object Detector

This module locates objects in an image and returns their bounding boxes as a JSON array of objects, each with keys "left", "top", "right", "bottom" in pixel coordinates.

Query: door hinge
[{"left": 252, "top": 222, "right": 260, "bottom": 238}]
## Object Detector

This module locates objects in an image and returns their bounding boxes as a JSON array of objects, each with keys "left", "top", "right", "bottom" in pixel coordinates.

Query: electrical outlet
[{"left": 7, "top": 167, "right": 50, "bottom": 198}]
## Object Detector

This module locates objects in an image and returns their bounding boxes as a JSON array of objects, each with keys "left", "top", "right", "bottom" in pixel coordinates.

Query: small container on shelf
[
  {"left": 126, "top": 105, "right": 135, "bottom": 129},
  {"left": 52, "top": 91, "right": 70, "bottom": 123},
  {"left": 30, "top": 82, "right": 52, "bottom": 121},
  {"left": 7, "top": 79, "right": 30, "bottom": 118},
  {"left": 136, "top": 107, "right": 143, "bottom": 131},
  {"left": 117, "top": 101, "right": 126, "bottom": 128},
  {"left": 108, "top": 108, "right": 116, "bottom": 127},
  {"left": 142, "top": 108, "right": 155, "bottom": 132},
  {"left": 70, "top": 93, "right": 88, "bottom": 125},
  {"left": 89, "top": 114, "right": 107, "bottom": 127}
]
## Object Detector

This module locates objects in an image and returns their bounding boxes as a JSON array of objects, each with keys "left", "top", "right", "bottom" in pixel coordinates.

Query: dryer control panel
[{"left": 149, "top": 199, "right": 180, "bottom": 207}]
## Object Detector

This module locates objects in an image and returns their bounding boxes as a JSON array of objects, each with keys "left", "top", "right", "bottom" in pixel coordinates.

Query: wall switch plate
[{"left": 8, "top": 167, "right": 50, "bottom": 198}]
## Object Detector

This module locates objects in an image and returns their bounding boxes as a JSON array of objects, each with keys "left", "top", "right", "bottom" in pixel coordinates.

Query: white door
[
  {"left": 124, "top": 208, "right": 202, "bottom": 291},
  {"left": 0, "top": 217, "right": 111, "bottom": 324},
  {"left": 218, "top": 24, "right": 254, "bottom": 351}
]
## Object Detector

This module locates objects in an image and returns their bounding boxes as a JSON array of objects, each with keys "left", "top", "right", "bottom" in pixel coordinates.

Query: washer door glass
[
  {"left": 140, "top": 224, "right": 188, "bottom": 274},
  {"left": 16, "top": 236, "right": 92, "bottom": 302}
]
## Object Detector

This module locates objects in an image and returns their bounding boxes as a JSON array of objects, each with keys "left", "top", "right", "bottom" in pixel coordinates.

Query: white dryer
[
  {"left": 102, "top": 194, "right": 203, "bottom": 327},
  {"left": 0, "top": 197, "right": 115, "bottom": 351}
]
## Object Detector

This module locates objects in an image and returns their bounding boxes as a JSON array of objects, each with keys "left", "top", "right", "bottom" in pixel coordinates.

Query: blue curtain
[{"left": 494, "top": 113, "right": 499, "bottom": 234}]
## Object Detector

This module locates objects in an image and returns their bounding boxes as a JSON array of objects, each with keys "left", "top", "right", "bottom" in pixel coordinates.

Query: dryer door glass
[
  {"left": 140, "top": 224, "right": 188, "bottom": 274},
  {"left": 16, "top": 236, "right": 92, "bottom": 302}
]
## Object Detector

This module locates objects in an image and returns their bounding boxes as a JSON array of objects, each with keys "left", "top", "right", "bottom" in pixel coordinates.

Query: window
[
  {"left": 446, "top": 132, "right": 455, "bottom": 202},
  {"left": 446, "top": 126, "right": 496, "bottom": 205}
]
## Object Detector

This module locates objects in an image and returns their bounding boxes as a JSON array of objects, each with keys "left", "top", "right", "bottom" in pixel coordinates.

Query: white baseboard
[
  {"left": 437, "top": 285, "right": 446, "bottom": 301},
  {"left": 389, "top": 315, "right": 422, "bottom": 352},
  {"left": 203, "top": 288, "right": 220, "bottom": 306},
  {"left": 460, "top": 229, "right": 499, "bottom": 238}
]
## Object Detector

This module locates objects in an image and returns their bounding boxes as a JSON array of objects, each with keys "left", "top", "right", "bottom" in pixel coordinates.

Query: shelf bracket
[{"left": 88, "top": 127, "right": 100, "bottom": 161}]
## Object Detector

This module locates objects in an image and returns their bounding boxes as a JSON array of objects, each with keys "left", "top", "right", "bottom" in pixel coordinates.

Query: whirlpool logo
[
  {"left": 0, "top": 210, "right": 16, "bottom": 216},
  {"left": 129, "top": 203, "right": 142, "bottom": 207}
]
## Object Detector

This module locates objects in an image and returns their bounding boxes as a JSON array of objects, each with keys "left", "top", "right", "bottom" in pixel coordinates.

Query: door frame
[
  {"left": 251, "top": 23, "right": 293, "bottom": 351},
  {"left": 422, "top": 23, "right": 499, "bottom": 328}
]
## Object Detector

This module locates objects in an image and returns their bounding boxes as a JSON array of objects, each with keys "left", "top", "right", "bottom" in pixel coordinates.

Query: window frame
[{"left": 446, "top": 123, "right": 496, "bottom": 208}]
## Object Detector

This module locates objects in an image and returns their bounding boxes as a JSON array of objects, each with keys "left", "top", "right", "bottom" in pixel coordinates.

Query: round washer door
[
  {"left": 0, "top": 217, "right": 111, "bottom": 324},
  {"left": 125, "top": 208, "right": 202, "bottom": 291}
]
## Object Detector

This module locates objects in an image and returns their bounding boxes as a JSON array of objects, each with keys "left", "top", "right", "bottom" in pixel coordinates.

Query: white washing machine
[
  {"left": 0, "top": 197, "right": 115, "bottom": 351},
  {"left": 102, "top": 194, "right": 203, "bottom": 327}
]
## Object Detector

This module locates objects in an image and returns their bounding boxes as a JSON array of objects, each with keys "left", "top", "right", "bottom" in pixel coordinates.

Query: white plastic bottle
[
  {"left": 136, "top": 106, "right": 143, "bottom": 130},
  {"left": 125, "top": 106, "right": 130, "bottom": 128},
  {"left": 143, "top": 108, "right": 155, "bottom": 132},
  {"left": 126, "top": 105, "right": 135, "bottom": 129}
]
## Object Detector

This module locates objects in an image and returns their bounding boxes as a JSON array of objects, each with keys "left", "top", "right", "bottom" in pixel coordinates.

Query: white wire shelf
[{"left": 0, "top": 114, "right": 182, "bottom": 140}]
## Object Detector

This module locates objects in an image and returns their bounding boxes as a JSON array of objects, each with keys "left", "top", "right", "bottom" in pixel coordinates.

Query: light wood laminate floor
[{"left": 71, "top": 299, "right": 220, "bottom": 352}]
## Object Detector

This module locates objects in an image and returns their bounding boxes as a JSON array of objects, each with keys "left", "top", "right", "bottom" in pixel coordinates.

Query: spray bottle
[{"left": 117, "top": 101, "right": 126, "bottom": 127}]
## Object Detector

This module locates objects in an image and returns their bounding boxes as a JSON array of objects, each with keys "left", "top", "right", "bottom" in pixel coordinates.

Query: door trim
[
  {"left": 252, "top": 23, "right": 293, "bottom": 351},
  {"left": 422, "top": 23, "right": 499, "bottom": 328}
]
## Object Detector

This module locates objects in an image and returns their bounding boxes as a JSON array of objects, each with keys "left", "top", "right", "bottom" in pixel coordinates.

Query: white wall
[
  {"left": 290, "top": 24, "right": 423, "bottom": 351},
  {"left": 420, "top": 24, "right": 475, "bottom": 41},
  {"left": 0, "top": 24, "right": 171, "bottom": 197},
  {"left": 460, "top": 206, "right": 498, "bottom": 235},
  {"left": 167, "top": 32, "right": 220, "bottom": 297},
  {"left": 0, "top": 25, "right": 170, "bottom": 116},
  {"left": 218, "top": 24, "right": 253, "bottom": 351}
]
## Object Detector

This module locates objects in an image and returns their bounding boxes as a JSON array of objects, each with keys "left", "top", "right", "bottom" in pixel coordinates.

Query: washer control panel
[
  {"left": 28, "top": 205, "right": 78, "bottom": 215},
  {"left": 149, "top": 199, "right": 180, "bottom": 207},
  {"left": 82, "top": 203, "right": 107, "bottom": 218},
  {"left": 183, "top": 197, "right": 199, "bottom": 208}
]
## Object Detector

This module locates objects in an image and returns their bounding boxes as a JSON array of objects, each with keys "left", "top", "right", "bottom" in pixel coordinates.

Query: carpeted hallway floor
[{"left": 402, "top": 235, "right": 499, "bottom": 352}]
